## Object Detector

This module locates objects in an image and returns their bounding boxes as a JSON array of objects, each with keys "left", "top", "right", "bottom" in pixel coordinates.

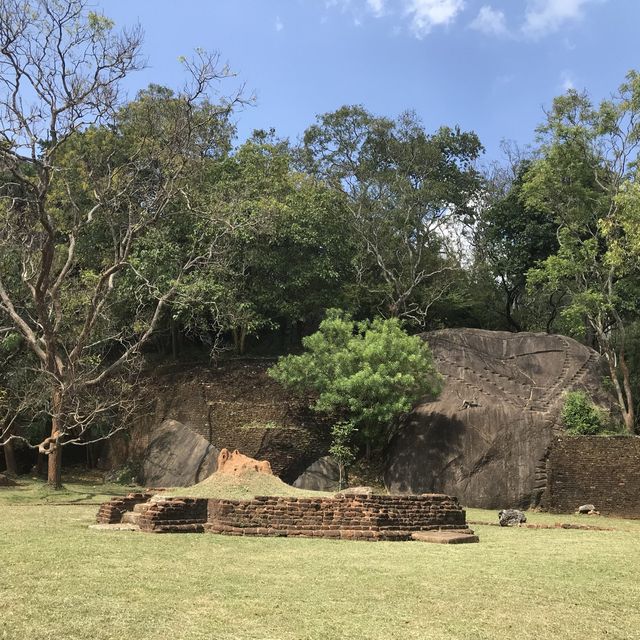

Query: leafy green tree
[
  {"left": 328, "top": 421, "right": 358, "bottom": 489},
  {"left": 474, "top": 161, "right": 560, "bottom": 332},
  {"left": 0, "top": 0, "right": 245, "bottom": 485},
  {"left": 269, "top": 309, "right": 442, "bottom": 456},
  {"left": 301, "top": 106, "right": 483, "bottom": 327},
  {"left": 179, "top": 134, "right": 355, "bottom": 353},
  {"left": 561, "top": 391, "right": 607, "bottom": 435},
  {"left": 522, "top": 74, "right": 640, "bottom": 433}
]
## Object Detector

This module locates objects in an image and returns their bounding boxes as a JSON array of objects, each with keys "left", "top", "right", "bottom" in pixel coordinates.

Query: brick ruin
[
  {"left": 95, "top": 492, "right": 153, "bottom": 524},
  {"left": 206, "top": 493, "right": 470, "bottom": 540},
  {"left": 542, "top": 436, "right": 640, "bottom": 516},
  {"left": 96, "top": 492, "right": 477, "bottom": 542}
]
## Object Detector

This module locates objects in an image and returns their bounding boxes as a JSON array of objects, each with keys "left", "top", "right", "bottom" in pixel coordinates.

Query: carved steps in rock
[
  {"left": 442, "top": 373, "right": 518, "bottom": 409},
  {"left": 529, "top": 449, "right": 551, "bottom": 508},
  {"left": 534, "top": 350, "right": 599, "bottom": 412},
  {"left": 442, "top": 370, "right": 527, "bottom": 411},
  {"left": 458, "top": 365, "right": 535, "bottom": 406},
  {"left": 480, "top": 366, "right": 533, "bottom": 393},
  {"left": 535, "top": 336, "right": 574, "bottom": 406}
]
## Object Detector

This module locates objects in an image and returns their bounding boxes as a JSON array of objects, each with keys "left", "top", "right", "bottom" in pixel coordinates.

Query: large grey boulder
[
  {"left": 142, "top": 419, "right": 219, "bottom": 487},
  {"left": 499, "top": 509, "right": 527, "bottom": 527},
  {"left": 385, "top": 329, "right": 613, "bottom": 509},
  {"left": 293, "top": 456, "right": 340, "bottom": 491},
  {"left": 577, "top": 503, "right": 597, "bottom": 514}
]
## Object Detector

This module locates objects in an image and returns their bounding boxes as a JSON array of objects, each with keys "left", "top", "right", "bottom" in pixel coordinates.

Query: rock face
[
  {"left": 125, "top": 361, "right": 330, "bottom": 482},
  {"left": 142, "top": 419, "right": 219, "bottom": 487},
  {"left": 385, "top": 329, "right": 613, "bottom": 509},
  {"left": 293, "top": 456, "right": 340, "bottom": 492}
]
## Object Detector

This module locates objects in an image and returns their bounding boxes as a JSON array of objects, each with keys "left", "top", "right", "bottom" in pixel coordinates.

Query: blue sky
[{"left": 96, "top": 0, "right": 640, "bottom": 163}]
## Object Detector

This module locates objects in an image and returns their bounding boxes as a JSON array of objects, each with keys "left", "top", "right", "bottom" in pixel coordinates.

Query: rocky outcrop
[
  {"left": 293, "top": 456, "right": 340, "bottom": 491},
  {"left": 142, "top": 419, "right": 219, "bottom": 487},
  {"left": 385, "top": 329, "right": 613, "bottom": 509},
  {"left": 126, "top": 361, "right": 330, "bottom": 482}
]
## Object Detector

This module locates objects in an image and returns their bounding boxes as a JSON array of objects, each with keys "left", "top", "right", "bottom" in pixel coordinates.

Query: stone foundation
[
  {"left": 205, "top": 493, "right": 472, "bottom": 541},
  {"left": 96, "top": 492, "right": 476, "bottom": 541}
]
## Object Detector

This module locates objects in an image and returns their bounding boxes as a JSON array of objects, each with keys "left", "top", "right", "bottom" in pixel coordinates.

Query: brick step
[{"left": 133, "top": 502, "right": 152, "bottom": 513}]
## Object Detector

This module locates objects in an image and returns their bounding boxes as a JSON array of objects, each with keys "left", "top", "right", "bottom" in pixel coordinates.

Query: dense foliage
[
  {"left": 561, "top": 391, "right": 607, "bottom": 436},
  {"left": 2, "top": 1, "right": 640, "bottom": 486},
  {"left": 268, "top": 309, "right": 442, "bottom": 453}
]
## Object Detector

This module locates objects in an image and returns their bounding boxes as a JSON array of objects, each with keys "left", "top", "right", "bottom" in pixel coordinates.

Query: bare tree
[{"left": 0, "top": 0, "right": 245, "bottom": 485}]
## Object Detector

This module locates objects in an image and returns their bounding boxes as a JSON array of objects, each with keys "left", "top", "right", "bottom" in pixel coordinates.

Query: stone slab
[
  {"left": 411, "top": 530, "right": 479, "bottom": 544},
  {"left": 88, "top": 523, "right": 140, "bottom": 532}
]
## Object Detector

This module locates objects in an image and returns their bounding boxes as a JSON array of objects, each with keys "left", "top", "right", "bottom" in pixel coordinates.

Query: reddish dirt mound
[{"left": 216, "top": 448, "right": 273, "bottom": 476}]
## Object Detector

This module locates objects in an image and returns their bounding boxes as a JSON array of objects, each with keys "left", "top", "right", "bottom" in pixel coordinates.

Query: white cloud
[
  {"left": 523, "top": 0, "right": 598, "bottom": 37},
  {"left": 275, "top": 16, "right": 284, "bottom": 32},
  {"left": 406, "top": 0, "right": 466, "bottom": 37},
  {"left": 366, "top": 0, "right": 385, "bottom": 17},
  {"left": 560, "top": 69, "right": 575, "bottom": 90},
  {"left": 470, "top": 5, "right": 508, "bottom": 36}
]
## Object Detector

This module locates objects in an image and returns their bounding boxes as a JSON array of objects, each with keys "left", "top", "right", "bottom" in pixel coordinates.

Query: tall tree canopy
[
  {"left": 474, "top": 160, "right": 559, "bottom": 332},
  {"left": 301, "top": 106, "right": 483, "bottom": 327},
  {"left": 521, "top": 73, "right": 640, "bottom": 433},
  {"left": 0, "top": 0, "right": 245, "bottom": 485}
]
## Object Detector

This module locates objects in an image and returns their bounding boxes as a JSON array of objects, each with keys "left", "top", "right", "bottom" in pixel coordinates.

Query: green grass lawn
[{"left": 1, "top": 480, "right": 639, "bottom": 640}]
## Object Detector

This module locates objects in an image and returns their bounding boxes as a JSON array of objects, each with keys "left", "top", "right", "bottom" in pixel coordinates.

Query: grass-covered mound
[{"left": 161, "top": 469, "right": 331, "bottom": 500}]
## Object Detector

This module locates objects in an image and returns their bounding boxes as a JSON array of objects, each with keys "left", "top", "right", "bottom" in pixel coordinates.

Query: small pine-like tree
[
  {"left": 269, "top": 309, "right": 442, "bottom": 457},
  {"left": 328, "top": 421, "right": 358, "bottom": 489}
]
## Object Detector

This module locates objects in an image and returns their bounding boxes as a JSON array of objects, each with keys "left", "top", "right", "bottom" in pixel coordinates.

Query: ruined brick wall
[
  {"left": 205, "top": 494, "right": 469, "bottom": 541},
  {"left": 95, "top": 493, "right": 152, "bottom": 524},
  {"left": 544, "top": 436, "right": 640, "bottom": 516},
  {"left": 138, "top": 498, "right": 208, "bottom": 533}
]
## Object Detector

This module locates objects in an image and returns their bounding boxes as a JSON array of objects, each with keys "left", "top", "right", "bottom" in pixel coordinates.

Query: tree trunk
[
  {"left": 239, "top": 326, "right": 247, "bottom": 355},
  {"left": 171, "top": 316, "right": 178, "bottom": 360},
  {"left": 620, "top": 363, "right": 635, "bottom": 434},
  {"left": 3, "top": 436, "right": 18, "bottom": 476},
  {"left": 47, "top": 444, "right": 62, "bottom": 488},
  {"left": 47, "top": 389, "right": 63, "bottom": 489},
  {"left": 602, "top": 344, "right": 635, "bottom": 434},
  {"left": 337, "top": 462, "right": 347, "bottom": 490}
]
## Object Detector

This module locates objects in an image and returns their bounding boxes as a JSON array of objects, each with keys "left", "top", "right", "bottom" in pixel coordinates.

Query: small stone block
[{"left": 411, "top": 531, "right": 479, "bottom": 544}]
